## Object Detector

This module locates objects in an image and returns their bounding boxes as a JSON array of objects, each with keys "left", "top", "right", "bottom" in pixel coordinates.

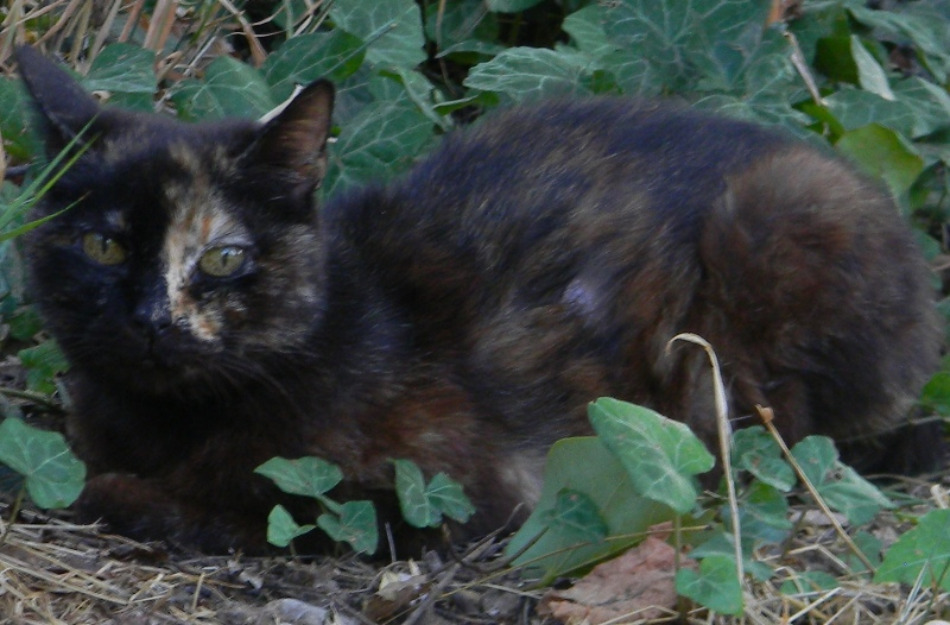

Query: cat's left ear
[
  {"left": 249, "top": 80, "right": 335, "bottom": 193},
  {"left": 16, "top": 45, "right": 102, "bottom": 157}
]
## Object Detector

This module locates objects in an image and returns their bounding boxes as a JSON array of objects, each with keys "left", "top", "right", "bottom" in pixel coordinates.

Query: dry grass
[
  {"left": 0, "top": 501, "right": 545, "bottom": 625},
  {"left": 2, "top": 475, "right": 948, "bottom": 624}
]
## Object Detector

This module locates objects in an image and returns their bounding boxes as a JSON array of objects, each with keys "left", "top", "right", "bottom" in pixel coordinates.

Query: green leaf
[
  {"left": 323, "top": 98, "right": 434, "bottom": 198},
  {"left": 848, "top": 5, "right": 950, "bottom": 83},
  {"left": 171, "top": 57, "right": 277, "bottom": 121},
  {"left": 729, "top": 481, "right": 793, "bottom": 545},
  {"left": 265, "top": 504, "right": 315, "bottom": 547},
  {"left": 317, "top": 500, "right": 379, "bottom": 554},
  {"left": 426, "top": 472, "right": 475, "bottom": 523},
  {"left": 850, "top": 36, "right": 895, "bottom": 101},
  {"left": 588, "top": 398, "right": 714, "bottom": 514},
  {"left": 562, "top": 5, "right": 615, "bottom": 59},
  {"left": 424, "top": 0, "right": 499, "bottom": 52},
  {"left": 394, "top": 458, "right": 438, "bottom": 528},
  {"left": 506, "top": 436, "right": 677, "bottom": 584},
  {"left": 675, "top": 554, "right": 743, "bottom": 615},
  {"left": 846, "top": 531, "right": 882, "bottom": 574},
  {"left": 263, "top": 30, "right": 366, "bottom": 100},
  {"left": 732, "top": 426, "right": 796, "bottom": 491},
  {"left": 875, "top": 508, "right": 950, "bottom": 591},
  {"left": 836, "top": 124, "right": 924, "bottom": 200},
  {"left": 690, "top": 532, "right": 773, "bottom": 582},
  {"left": 0, "top": 417, "right": 86, "bottom": 509},
  {"left": 18, "top": 340, "right": 69, "bottom": 395},
  {"left": 82, "top": 43, "right": 156, "bottom": 95},
  {"left": 539, "top": 489, "right": 608, "bottom": 545},
  {"left": 791, "top": 436, "right": 893, "bottom": 525},
  {"left": 0, "top": 78, "right": 39, "bottom": 159},
  {"left": 601, "top": 0, "right": 775, "bottom": 96},
  {"left": 329, "top": 0, "right": 426, "bottom": 69},
  {"left": 815, "top": 35, "right": 859, "bottom": 84},
  {"left": 464, "top": 47, "right": 595, "bottom": 101},
  {"left": 824, "top": 78, "right": 950, "bottom": 139},
  {"left": 7, "top": 308, "right": 44, "bottom": 342},
  {"left": 254, "top": 456, "right": 343, "bottom": 499},
  {"left": 921, "top": 371, "right": 950, "bottom": 416},
  {"left": 393, "top": 459, "right": 475, "bottom": 528},
  {"left": 485, "top": 0, "right": 544, "bottom": 12},
  {"left": 384, "top": 67, "right": 451, "bottom": 130}
]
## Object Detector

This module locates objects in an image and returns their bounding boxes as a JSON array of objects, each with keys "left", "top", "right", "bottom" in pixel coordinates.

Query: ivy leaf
[
  {"left": 791, "top": 436, "right": 893, "bottom": 525},
  {"left": 0, "top": 417, "right": 86, "bottom": 509},
  {"left": 562, "top": 5, "right": 615, "bottom": 59},
  {"left": 539, "top": 489, "right": 608, "bottom": 545},
  {"left": 823, "top": 78, "right": 950, "bottom": 139},
  {"left": 464, "top": 47, "right": 595, "bottom": 101},
  {"left": 506, "top": 436, "right": 678, "bottom": 584},
  {"left": 263, "top": 30, "right": 366, "bottom": 100},
  {"left": 18, "top": 340, "right": 69, "bottom": 395},
  {"left": 921, "top": 371, "right": 950, "bottom": 417},
  {"left": 875, "top": 509, "right": 950, "bottom": 591},
  {"left": 323, "top": 98, "right": 433, "bottom": 197},
  {"left": 848, "top": 5, "right": 950, "bottom": 83},
  {"left": 588, "top": 398, "right": 714, "bottom": 514},
  {"left": 836, "top": 124, "right": 924, "bottom": 200},
  {"left": 847, "top": 531, "right": 883, "bottom": 574},
  {"left": 82, "top": 43, "right": 154, "bottom": 93},
  {"left": 426, "top": 472, "right": 475, "bottom": 523},
  {"left": 393, "top": 459, "right": 475, "bottom": 528},
  {"left": 675, "top": 554, "right": 743, "bottom": 615},
  {"left": 265, "top": 504, "right": 316, "bottom": 547},
  {"left": 394, "top": 458, "right": 438, "bottom": 528},
  {"left": 172, "top": 57, "right": 277, "bottom": 121},
  {"left": 850, "top": 35, "right": 895, "bottom": 101},
  {"left": 732, "top": 426, "right": 796, "bottom": 491},
  {"left": 690, "top": 532, "right": 773, "bottom": 582},
  {"left": 317, "top": 500, "right": 379, "bottom": 554},
  {"left": 485, "top": 0, "right": 545, "bottom": 12},
  {"left": 424, "top": 0, "right": 499, "bottom": 52},
  {"left": 728, "top": 481, "right": 793, "bottom": 545},
  {"left": 329, "top": 0, "right": 426, "bottom": 69},
  {"left": 254, "top": 456, "right": 343, "bottom": 500}
]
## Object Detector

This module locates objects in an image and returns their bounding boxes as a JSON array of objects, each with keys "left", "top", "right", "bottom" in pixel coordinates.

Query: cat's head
[{"left": 17, "top": 46, "right": 335, "bottom": 395}]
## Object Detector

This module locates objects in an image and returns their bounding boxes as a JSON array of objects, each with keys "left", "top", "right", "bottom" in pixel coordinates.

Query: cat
[{"left": 15, "top": 45, "right": 943, "bottom": 554}]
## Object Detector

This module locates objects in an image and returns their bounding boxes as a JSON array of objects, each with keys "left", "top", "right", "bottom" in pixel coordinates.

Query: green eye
[
  {"left": 198, "top": 245, "right": 247, "bottom": 277},
  {"left": 82, "top": 232, "right": 127, "bottom": 265}
]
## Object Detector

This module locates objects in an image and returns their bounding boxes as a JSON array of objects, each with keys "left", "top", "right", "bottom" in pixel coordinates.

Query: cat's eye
[
  {"left": 82, "top": 232, "right": 127, "bottom": 265},
  {"left": 198, "top": 245, "right": 247, "bottom": 278}
]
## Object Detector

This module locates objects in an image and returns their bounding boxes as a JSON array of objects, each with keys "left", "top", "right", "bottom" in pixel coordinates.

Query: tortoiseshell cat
[{"left": 16, "top": 46, "right": 942, "bottom": 553}]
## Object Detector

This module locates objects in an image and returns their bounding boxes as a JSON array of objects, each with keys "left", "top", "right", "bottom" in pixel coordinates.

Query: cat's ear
[
  {"left": 248, "top": 80, "right": 335, "bottom": 193},
  {"left": 16, "top": 45, "right": 101, "bottom": 157}
]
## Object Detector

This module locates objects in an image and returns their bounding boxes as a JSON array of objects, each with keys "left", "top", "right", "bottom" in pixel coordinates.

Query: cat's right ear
[{"left": 15, "top": 46, "right": 101, "bottom": 157}]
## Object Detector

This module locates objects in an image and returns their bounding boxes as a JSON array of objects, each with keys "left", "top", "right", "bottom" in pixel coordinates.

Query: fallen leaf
[{"left": 539, "top": 536, "right": 693, "bottom": 624}]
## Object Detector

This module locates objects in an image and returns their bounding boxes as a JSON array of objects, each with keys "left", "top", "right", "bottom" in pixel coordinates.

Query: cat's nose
[{"left": 132, "top": 295, "right": 173, "bottom": 337}]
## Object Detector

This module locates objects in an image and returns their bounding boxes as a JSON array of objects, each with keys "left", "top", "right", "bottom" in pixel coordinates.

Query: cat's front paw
[
  {"left": 74, "top": 473, "right": 184, "bottom": 543},
  {"left": 75, "top": 473, "right": 269, "bottom": 553}
]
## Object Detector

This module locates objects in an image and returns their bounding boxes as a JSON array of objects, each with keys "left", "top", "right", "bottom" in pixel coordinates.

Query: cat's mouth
[{"left": 116, "top": 325, "right": 218, "bottom": 385}]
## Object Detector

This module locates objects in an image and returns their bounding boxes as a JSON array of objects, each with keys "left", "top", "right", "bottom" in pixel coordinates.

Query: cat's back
[
  {"left": 328, "top": 98, "right": 940, "bottom": 470},
  {"left": 332, "top": 99, "right": 794, "bottom": 256}
]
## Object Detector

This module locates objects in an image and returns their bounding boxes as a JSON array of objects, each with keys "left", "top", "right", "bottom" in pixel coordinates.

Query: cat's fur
[{"left": 16, "top": 46, "right": 942, "bottom": 553}]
